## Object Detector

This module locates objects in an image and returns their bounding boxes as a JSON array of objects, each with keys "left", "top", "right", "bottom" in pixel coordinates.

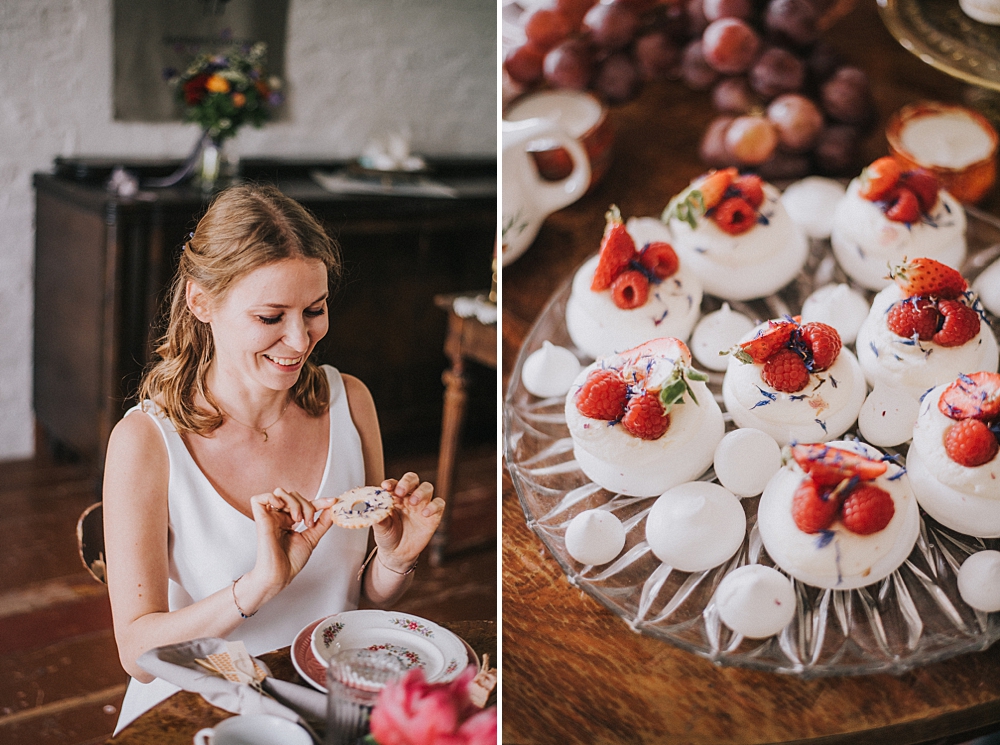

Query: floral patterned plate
[{"left": 307, "top": 610, "right": 469, "bottom": 686}]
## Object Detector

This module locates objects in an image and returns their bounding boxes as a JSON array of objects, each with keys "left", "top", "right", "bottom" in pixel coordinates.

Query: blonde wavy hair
[{"left": 139, "top": 183, "right": 342, "bottom": 436}]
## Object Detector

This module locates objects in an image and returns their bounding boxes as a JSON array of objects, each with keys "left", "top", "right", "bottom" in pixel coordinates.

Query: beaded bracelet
[{"left": 232, "top": 575, "right": 257, "bottom": 619}]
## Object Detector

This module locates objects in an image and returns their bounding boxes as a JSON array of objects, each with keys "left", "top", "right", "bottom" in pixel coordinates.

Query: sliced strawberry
[
  {"left": 899, "top": 168, "right": 940, "bottom": 213},
  {"left": 789, "top": 443, "right": 888, "bottom": 487},
  {"left": 713, "top": 196, "right": 757, "bottom": 235},
  {"left": 841, "top": 483, "right": 895, "bottom": 535},
  {"left": 732, "top": 173, "right": 765, "bottom": 209},
  {"left": 737, "top": 318, "right": 799, "bottom": 364},
  {"left": 575, "top": 368, "right": 628, "bottom": 421},
  {"left": 799, "top": 322, "right": 842, "bottom": 372},
  {"left": 693, "top": 167, "right": 738, "bottom": 211},
  {"left": 884, "top": 187, "right": 920, "bottom": 223},
  {"left": 621, "top": 390, "right": 671, "bottom": 440},
  {"left": 889, "top": 257, "right": 968, "bottom": 299},
  {"left": 639, "top": 241, "right": 679, "bottom": 280},
  {"left": 938, "top": 371, "right": 1000, "bottom": 421},
  {"left": 933, "top": 299, "right": 980, "bottom": 347},
  {"left": 886, "top": 296, "right": 940, "bottom": 341},
  {"left": 610, "top": 269, "right": 650, "bottom": 309},
  {"left": 858, "top": 156, "right": 902, "bottom": 202},
  {"left": 590, "top": 205, "right": 637, "bottom": 292},
  {"left": 792, "top": 476, "right": 841, "bottom": 534}
]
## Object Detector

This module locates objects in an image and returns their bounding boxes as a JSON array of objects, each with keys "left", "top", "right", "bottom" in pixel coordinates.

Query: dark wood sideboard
[{"left": 33, "top": 157, "right": 496, "bottom": 465}]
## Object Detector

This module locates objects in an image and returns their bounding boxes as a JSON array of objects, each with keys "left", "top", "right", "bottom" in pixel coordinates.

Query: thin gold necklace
[{"left": 221, "top": 397, "right": 292, "bottom": 442}]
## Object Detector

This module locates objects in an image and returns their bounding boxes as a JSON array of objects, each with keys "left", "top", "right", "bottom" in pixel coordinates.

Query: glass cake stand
[{"left": 504, "top": 206, "right": 1000, "bottom": 677}]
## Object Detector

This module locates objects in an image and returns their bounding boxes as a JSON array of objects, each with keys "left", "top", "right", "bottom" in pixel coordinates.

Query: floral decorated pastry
[
  {"left": 662, "top": 169, "right": 809, "bottom": 301},
  {"left": 830, "top": 157, "right": 967, "bottom": 291},
  {"left": 908, "top": 372, "right": 1000, "bottom": 537},
  {"left": 722, "top": 317, "right": 867, "bottom": 446},
  {"left": 758, "top": 440, "right": 920, "bottom": 590},
  {"left": 566, "top": 206, "right": 703, "bottom": 360},
  {"left": 855, "top": 257, "right": 998, "bottom": 400},
  {"left": 564, "top": 338, "right": 724, "bottom": 497}
]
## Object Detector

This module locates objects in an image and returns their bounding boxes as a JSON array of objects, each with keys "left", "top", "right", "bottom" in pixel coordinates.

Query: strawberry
[
  {"left": 886, "top": 296, "right": 941, "bottom": 341},
  {"left": 737, "top": 318, "right": 799, "bottom": 364},
  {"left": 790, "top": 443, "right": 888, "bottom": 487},
  {"left": 639, "top": 241, "right": 679, "bottom": 280},
  {"left": 621, "top": 390, "right": 671, "bottom": 440},
  {"left": 713, "top": 196, "right": 757, "bottom": 235},
  {"left": 938, "top": 371, "right": 1000, "bottom": 421},
  {"left": 884, "top": 187, "right": 921, "bottom": 223},
  {"left": 945, "top": 418, "right": 999, "bottom": 467},
  {"left": 792, "top": 477, "right": 841, "bottom": 534},
  {"left": 858, "top": 156, "right": 903, "bottom": 201},
  {"left": 762, "top": 348, "right": 810, "bottom": 393},
  {"left": 933, "top": 299, "right": 980, "bottom": 347},
  {"left": 590, "top": 205, "right": 637, "bottom": 291},
  {"left": 899, "top": 168, "right": 940, "bottom": 213},
  {"left": 799, "top": 322, "right": 842, "bottom": 371},
  {"left": 576, "top": 368, "right": 628, "bottom": 421},
  {"left": 610, "top": 269, "right": 650, "bottom": 309},
  {"left": 693, "top": 167, "right": 738, "bottom": 211},
  {"left": 889, "top": 257, "right": 968, "bottom": 299},
  {"left": 841, "top": 483, "right": 895, "bottom": 535},
  {"left": 732, "top": 173, "right": 765, "bottom": 209}
]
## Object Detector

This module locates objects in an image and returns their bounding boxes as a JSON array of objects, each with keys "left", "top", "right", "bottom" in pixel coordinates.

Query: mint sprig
[
  {"left": 662, "top": 188, "right": 707, "bottom": 230},
  {"left": 658, "top": 363, "right": 709, "bottom": 412}
]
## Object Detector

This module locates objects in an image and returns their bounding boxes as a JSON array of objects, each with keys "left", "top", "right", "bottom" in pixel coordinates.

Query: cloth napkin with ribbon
[{"left": 138, "top": 638, "right": 326, "bottom": 739}]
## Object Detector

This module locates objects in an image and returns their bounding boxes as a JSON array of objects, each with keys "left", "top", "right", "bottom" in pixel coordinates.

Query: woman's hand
[
  {"left": 372, "top": 473, "right": 444, "bottom": 572},
  {"left": 248, "top": 488, "right": 335, "bottom": 593}
]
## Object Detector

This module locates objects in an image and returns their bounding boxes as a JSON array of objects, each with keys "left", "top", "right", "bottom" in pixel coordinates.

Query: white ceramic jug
[{"left": 502, "top": 117, "right": 590, "bottom": 266}]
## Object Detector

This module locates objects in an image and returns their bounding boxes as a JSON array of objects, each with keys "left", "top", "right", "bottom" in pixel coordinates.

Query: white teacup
[{"left": 193, "top": 714, "right": 312, "bottom": 745}]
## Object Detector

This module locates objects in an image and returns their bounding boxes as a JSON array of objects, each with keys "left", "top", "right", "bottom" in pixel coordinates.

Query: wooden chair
[{"left": 77, "top": 501, "right": 106, "bottom": 583}]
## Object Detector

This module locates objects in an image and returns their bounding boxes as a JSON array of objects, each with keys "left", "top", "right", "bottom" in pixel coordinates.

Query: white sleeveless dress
[{"left": 114, "top": 365, "right": 370, "bottom": 733}]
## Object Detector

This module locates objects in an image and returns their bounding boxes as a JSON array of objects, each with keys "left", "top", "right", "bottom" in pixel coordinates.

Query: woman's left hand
[{"left": 372, "top": 473, "right": 444, "bottom": 572}]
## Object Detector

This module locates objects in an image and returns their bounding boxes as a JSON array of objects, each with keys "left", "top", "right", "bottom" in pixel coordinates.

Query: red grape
[
  {"left": 635, "top": 30, "right": 681, "bottom": 81},
  {"left": 505, "top": 43, "right": 546, "bottom": 85},
  {"left": 595, "top": 52, "right": 641, "bottom": 103},
  {"left": 686, "top": 0, "right": 710, "bottom": 35},
  {"left": 757, "top": 150, "right": 811, "bottom": 180},
  {"left": 583, "top": 2, "right": 641, "bottom": 50},
  {"left": 766, "top": 93, "right": 823, "bottom": 152},
  {"left": 815, "top": 124, "right": 862, "bottom": 174},
  {"left": 764, "top": 0, "right": 819, "bottom": 47},
  {"left": 749, "top": 46, "right": 805, "bottom": 98},
  {"left": 524, "top": 7, "right": 574, "bottom": 51},
  {"left": 807, "top": 40, "right": 842, "bottom": 83},
  {"left": 712, "top": 77, "right": 759, "bottom": 114},
  {"left": 702, "top": 18, "right": 761, "bottom": 75},
  {"left": 703, "top": 0, "right": 753, "bottom": 21},
  {"left": 543, "top": 38, "right": 596, "bottom": 90},
  {"left": 680, "top": 39, "right": 721, "bottom": 90},
  {"left": 725, "top": 115, "right": 779, "bottom": 165},
  {"left": 556, "top": 0, "right": 599, "bottom": 27},
  {"left": 700, "top": 115, "right": 738, "bottom": 167},
  {"left": 820, "top": 66, "right": 874, "bottom": 124}
]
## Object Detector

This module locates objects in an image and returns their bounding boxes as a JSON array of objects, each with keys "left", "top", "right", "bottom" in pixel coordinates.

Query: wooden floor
[{"left": 0, "top": 438, "right": 497, "bottom": 745}]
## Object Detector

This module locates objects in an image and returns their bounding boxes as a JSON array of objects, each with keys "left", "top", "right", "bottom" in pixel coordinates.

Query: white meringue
[
  {"left": 857, "top": 385, "right": 921, "bottom": 448},
  {"left": 564, "top": 509, "right": 627, "bottom": 566},
  {"left": 521, "top": 341, "right": 582, "bottom": 398},
  {"left": 800, "top": 283, "right": 870, "bottom": 346},
  {"left": 780, "top": 176, "right": 846, "bottom": 240},
  {"left": 972, "top": 257, "right": 1000, "bottom": 317},
  {"left": 957, "top": 551, "right": 1000, "bottom": 612},
  {"left": 691, "top": 303, "right": 756, "bottom": 372},
  {"left": 713, "top": 428, "right": 782, "bottom": 498},
  {"left": 645, "top": 481, "right": 746, "bottom": 573},
  {"left": 714, "top": 564, "right": 797, "bottom": 638}
]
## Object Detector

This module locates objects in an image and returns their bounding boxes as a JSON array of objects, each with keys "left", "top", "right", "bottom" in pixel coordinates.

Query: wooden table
[
  {"left": 502, "top": 2, "right": 1000, "bottom": 744},
  {"left": 106, "top": 620, "right": 495, "bottom": 744}
]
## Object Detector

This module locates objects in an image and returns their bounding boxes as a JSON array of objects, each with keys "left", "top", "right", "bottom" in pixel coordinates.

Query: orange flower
[
  {"left": 206, "top": 74, "right": 230, "bottom": 93},
  {"left": 231, "top": 92, "right": 246, "bottom": 107}
]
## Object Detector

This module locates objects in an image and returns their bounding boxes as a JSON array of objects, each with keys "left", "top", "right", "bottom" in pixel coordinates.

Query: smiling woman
[{"left": 101, "top": 184, "right": 445, "bottom": 733}]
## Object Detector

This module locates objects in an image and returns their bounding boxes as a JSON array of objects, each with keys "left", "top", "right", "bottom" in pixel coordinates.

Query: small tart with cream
[{"left": 329, "top": 486, "right": 394, "bottom": 529}]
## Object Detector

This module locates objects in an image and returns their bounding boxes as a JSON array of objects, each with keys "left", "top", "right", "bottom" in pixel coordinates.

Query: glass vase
[{"left": 197, "top": 136, "right": 236, "bottom": 192}]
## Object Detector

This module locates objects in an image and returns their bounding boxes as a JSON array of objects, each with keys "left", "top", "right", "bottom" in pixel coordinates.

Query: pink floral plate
[{"left": 291, "top": 613, "right": 478, "bottom": 693}]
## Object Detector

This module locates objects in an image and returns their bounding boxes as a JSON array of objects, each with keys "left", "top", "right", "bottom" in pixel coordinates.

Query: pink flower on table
[{"left": 368, "top": 665, "right": 496, "bottom": 745}]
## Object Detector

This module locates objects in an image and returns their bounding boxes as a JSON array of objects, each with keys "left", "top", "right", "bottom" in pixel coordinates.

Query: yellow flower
[
  {"left": 231, "top": 92, "right": 246, "bottom": 107},
  {"left": 206, "top": 74, "right": 230, "bottom": 93}
]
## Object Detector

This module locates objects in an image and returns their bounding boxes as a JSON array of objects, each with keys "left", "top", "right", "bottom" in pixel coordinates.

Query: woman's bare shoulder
[{"left": 103, "top": 407, "right": 169, "bottom": 507}]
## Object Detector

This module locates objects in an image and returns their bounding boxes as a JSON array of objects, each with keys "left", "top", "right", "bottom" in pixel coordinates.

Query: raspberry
[
  {"left": 799, "top": 322, "right": 842, "bottom": 371},
  {"left": 884, "top": 186, "right": 921, "bottom": 223},
  {"left": 899, "top": 168, "right": 940, "bottom": 213},
  {"left": 610, "top": 269, "right": 650, "bottom": 309},
  {"left": 889, "top": 257, "right": 968, "bottom": 299},
  {"left": 693, "top": 167, "right": 737, "bottom": 210},
  {"left": 732, "top": 173, "right": 765, "bottom": 209},
  {"left": 841, "top": 484, "right": 895, "bottom": 535},
  {"left": 576, "top": 368, "right": 628, "bottom": 421},
  {"left": 790, "top": 443, "right": 888, "bottom": 487},
  {"left": 638, "top": 241, "right": 679, "bottom": 280},
  {"left": 713, "top": 196, "right": 757, "bottom": 235},
  {"left": 886, "top": 296, "right": 941, "bottom": 341},
  {"left": 762, "top": 348, "right": 810, "bottom": 393},
  {"left": 591, "top": 205, "right": 637, "bottom": 291},
  {"left": 944, "top": 418, "right": 999, "bottom": 467},
  {"left": 621, "top": 390, "right": 671, "bottom": 440},
  {"left": 792, "top": 477, "right": 841, "bottom": 534},
  {"left": 858, "top": 156, "right": 902, "bottom": 202},
  {"left": 738, "top": 318, "right": 799, "bottom": 363},
  {"left": 933, "top": 299, "right": 980, "bottom": 347},
  {"left": 939, "top": 372, "right": 1000, "bottom": 421}
]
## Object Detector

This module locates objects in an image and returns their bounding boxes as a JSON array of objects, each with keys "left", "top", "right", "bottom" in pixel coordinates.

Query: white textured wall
[{"left": 0, "top": 0, "right": 496, "bottom": 461}]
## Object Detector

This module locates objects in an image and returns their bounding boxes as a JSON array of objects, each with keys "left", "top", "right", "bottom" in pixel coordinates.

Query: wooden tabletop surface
[{"left": 501, "top": 2, "right": 1000, "bottom": 744}]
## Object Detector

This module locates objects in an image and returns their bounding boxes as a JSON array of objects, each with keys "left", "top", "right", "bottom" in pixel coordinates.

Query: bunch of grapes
[{"left": 502, "top": 0, "right": 874, "bottom": 178}]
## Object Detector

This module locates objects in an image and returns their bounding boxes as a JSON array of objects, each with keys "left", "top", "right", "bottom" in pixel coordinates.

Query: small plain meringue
[
  {"left": 522, "top": 341, "right": 582, "bottom": 398},
  {"left": 957, "top": 550, "right": 1000, "bottom": 612},
  {"left": 972, "top": 257, "right": 1000, "bottom": 317},
  {"left": 800, "top": 283, "right": 870, "bottom": 346},
  {"left": 691, "top": 303, "right": 756, "bottom": 372},
  {"left": 713, "top": 428, "right": 782, "bottom": 498},
  {"left": 645, "top": 481, "right": 746, "bottom": 572},
  {"left": 714, "top": 564, "right": 797, "bottom": 638},
  {"left": 857, "top": 385, "right": 920, "bottom": 447},
  {"left": 780, "top": 176, "right": 847, "bottom": 240},
  {"left": 564, "top": 509, "right": 627, "bottom": 566}
]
